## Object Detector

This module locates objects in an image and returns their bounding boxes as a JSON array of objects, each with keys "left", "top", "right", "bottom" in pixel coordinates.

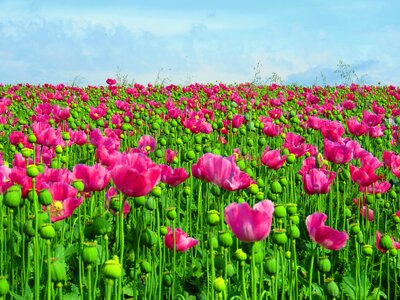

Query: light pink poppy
[
  {"left": 261, "top": 146, "right": 287, "bottom": 170},
  {"left": 138, "top": 135, "right": 156, "bottom": 153},
  {"left": 192, "top": 153, "right": 253, "bottom": 191},
  {"left": 224, "top": 200, "right": 274, "bottom": 242},
  {"left": 164, "top": 227, "right": 198, "bottom": 252},
  {"left": 73, "top": 163, "right": 110, "bottom": 192},
  {"left": 306, "top": 212, "right": 348, "bottom": 250}
]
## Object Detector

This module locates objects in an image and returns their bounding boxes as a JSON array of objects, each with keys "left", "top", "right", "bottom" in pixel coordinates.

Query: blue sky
[{"left": 0, "top": 0, "right": 399, "bottom": 86}]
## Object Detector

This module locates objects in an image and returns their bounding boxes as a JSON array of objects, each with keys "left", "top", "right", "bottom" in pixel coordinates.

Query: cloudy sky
[{"left": 0, "top": 0, "right": 399, "bottom": 86}]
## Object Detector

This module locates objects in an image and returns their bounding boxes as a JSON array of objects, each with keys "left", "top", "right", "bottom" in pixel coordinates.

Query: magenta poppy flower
[
  {"left": 47, "top": 182, "right": 83, "bottom": 222},
  {"left": 376, "top": 231, "right": 400, "bottom": 253},
  {"left": 106, "top": 78, "right": 117, "bottom": 85},
  {"left": 346, "top": 117, "right": 368, "bottom": 137},
  {"left": 111, "top": 153, "right": 161, "bottom": 197},
  {"left": 73, "top": 163, "right": 111, "bottom": 192},
  {"left": 359, "top": 181, "right": 391, "bottom": 194},
  {"left": 32, "top": 122, "right": 64, "bottom": 148},
  {"left": 320, "top": 120, "right": 345, "bottom": 142},
  {"left": 323, "top": 138, "right": 354, "bottom": 164},
  {"left": 69, "top": 130, "right": 87, "bottom": 146},
  {"left": 301, "top": 168, "right": 336, "bottom": 195},
  {"left": 224, "top": 200, "right": 274, "bottom": 242},
  {"left": 159, "top": 164, "right": 189, "bottom": 186},
  {"left": 0, "top": 165, "right": 13, "bottom": 194},
  {"left": 306, "top": 212, "right": 348, "bottom": 250},
  {"left": 362, "top": 110, "right": 382, "bottom": 127},
  {"left": 389, "top": 153, "right": 400, "bottom": 178},
  {"left": 261, "top": 146, "right": 287, "bottom": 170},
  {"left": 192, "top": 153, "right": 253, "bottom": 191},
  {"left": 165, "top": 148, "right": 177, "bottom": 164},
  {"left": 164, "top": 227, "right": 198, "bottom": 252},
  {"left": 89, "top": 105, "right": 107, "bottom": 121},
  {"left": 360, "top": 206, "right": 374, "bottom": 222},
  {"left": 138, "top": 135, "right": 156, "bottom": 153}
]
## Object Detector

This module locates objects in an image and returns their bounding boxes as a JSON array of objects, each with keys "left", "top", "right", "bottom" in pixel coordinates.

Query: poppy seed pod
[{"left": 103, "top": 256, "right": 122, "bottom": 279}]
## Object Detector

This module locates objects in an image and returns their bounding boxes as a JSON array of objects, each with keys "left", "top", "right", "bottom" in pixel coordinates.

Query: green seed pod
[
  {"left": 145, "top": 197, "right": 157, "bottom": 211},
  {"left": 286, "top": 154, "right": 296, "bottom": 164},
  {"left": 21, "top": 148, "right": 33, "bottom": 158},
  {"left": 380, "top": 234, "right": 393, "bottom": 251},
  {"left": 28, "top": 134, "right": 37, "bottom": 143},
  {"left": 206, "top": 237, "right": 219, "bottom": 250},
  {"left": 38, "top": 189, "right": 53, "bottom": 206},
  {"left": 33, "top": 211, "right": 50, "bottom": 228},
  {"left": 273, "top": 229, "right": 288, "bottom": 245},
  {"left": 271, "top": 181, "right": 283, "bottom": 194},
  {"left": 214, "top": 254, "right": 226, "bottom": 270},
  {"left": 234, "top": 248, "right": 247, "bottom": 262},
  {"left": 23, "top": 219, "right": 35, "bottom": 237},
  {"left": 265, "top": 257, "right": 277, "bottom": 275},
  {"left": 92, "top": 216, "right": 112, "bottom": 236},
  {"left": 134, "top": 196, "right": 146, "bottom": 206},
  {"left": 344, "top": 207, "right": 352, "bottom": 218},
  {"left": 274, "top": 205, "right": 287, "bottom": 218},
  {"left": 206, "top": 210, "right": 220, "bottom": 226},
  {"left": 50, "top": 259, "right": 67, "bottom": 283},
  {"left": 55, "top": 145, "right": 63, "bottom": 155},
  {"left": 226, "top": 263, "right": 236, "bottom": 277},
  {"left": 40, "top": 223, "right": 56, "bottom": 239},
  {"left": 26, "top": 165, "right": 39, "bottom": 178},
  {"left": 218, "top": 231, "right": 233, "bottom": 248},
  {"left": 389, "top": 248, "right": 398, "bottom": 257},
  {"left": 163, "top": 273, "right": 173, "bottom": 287},
  {"left": 288, "top": 225, "right": 300, "bottom": 239},
  {"left": 349, "top": 223, "right": 360, "bottom": 235},
  {"left": 362, "top": 244, "right": 373, "bottom": 257},
  {"left": 0, "top": 276, "right": 9, "bottom": 296},
  {"left": 142, "top": 229, "right": 158, "bottom": 247},
  {"left": 286, "top": 203, "right": 297, "bottom": 215},
  {"left": 72, "top": 180, "right": 85, "bottom": 192},
  {"left": 211, "top": 185, "right": 221, "bottom": 196},
  {"left": 213, "top": 277, "right": 226, "bottom": 292},
  {"left": 103, "top": 256, "right": 122, "bottom": 279},
  {"left": 166, "top": 207, "right": 177, "bottom": 220},
  {"left": 140, "top": 261, "right": 152, "bottom": 274},
  {"left": 318, "top": 257, "right": 331, "bottom": 273},
  {"left": 290, "top": 214, "right": 300, "bottom": 225},
  {"left": 255, "top": 191, "right": 265, "bottom": 200},
  {"left": 185, "top": 150, "right": 196, "bottom": 161},
  {"left": 4, "top": 184, "right": 22, "bottom": 208},
  {"left": 357, "top": 231, "right": 364, "bottom": 244},
  {"left": 248, "top": 184, "right": 259, "bottom": 195},
  {"left": 82, "top": 242, "right": 98, "bottom": 264},
  {"left": 325, "top": 279, "right": 340, "bottom": 298}
]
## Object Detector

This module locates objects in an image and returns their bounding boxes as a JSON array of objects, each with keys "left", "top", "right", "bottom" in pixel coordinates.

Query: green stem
[{"left": 46, "top": 240, "right": 51, "bottom": 300}]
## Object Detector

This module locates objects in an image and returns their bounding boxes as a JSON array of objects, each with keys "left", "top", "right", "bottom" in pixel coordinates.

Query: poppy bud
[
  {"left": 142, "top": 229, "right": 158, "bottom": 247},
  {"left": 145, "top": 197, "right": 157, "bottom": 211},
  {"left": 73, "top": 180, "right": 85, "bottom": 192},
  {"left": 286, "top": 154, "right": 296, "bottom": 164},
  {"left": 21, "top": 148, "right": 33, "bottom": 158},
  {"left": 349, "top": 223, "right": 360, "bottom": 235},
  {"left": 92, "top": 216, "right": 112, "bottom": 236},
  {"left": 28, "top": 134, "right": 37, "bottom": 143},
  {"left": 140, "top": 261, "right": 152, "bottom": 274},
  {"left": 55, "top": 145, "right": 63, "bottom": 154},
  {"left": 23, "top": 219, "right": 35, "bottom": 237},
  {"left": 288, "top": 225, "right": 300, "bottom": 239},
  {"left": 248, "top": 184, "right": 259, "bottom": 195},
  {"left": 62, "top": 132, "right": 70, "bottom": 141},
  {"left": 152, "top": 186, "right": 162, "bottom": 197},
  {"left": 166, "top": 207, "right": 177, "bottom": 220},
  {"left": 134, "top": 196, "right": 146, "bottom": 206},
  {"left": 390, "top": 248, "right": 398, "bottom": 257},
  {"left": 163, "top": 273, "right": 173, "bottom": 287},
  {"left": 286, "top": 203, "right": 297, "bottom": 215},
  {"left": 214, "top": 254, "right": 225, "bottom": 270},
  {"left": 290, "top": 214, "right": 300, "bottom": 225}
]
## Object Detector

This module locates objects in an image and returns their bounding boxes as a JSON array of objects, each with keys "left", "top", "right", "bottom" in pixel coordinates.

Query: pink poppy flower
[
  {"left": 389, "top": 153, "right": 400, "bottom": 178},
  {"left": 164, "top": 227, "right": 198, "bottom": 252},
  {"left": 320, "top": 120, "right": 345, "bottom": 142},
  {"left": 32, "top": 122, "right": 64, "bottom": 148},
  {"left": 106, "top": 78, "right": 117, "bottom": 85},
  {"left": 138, "top": 135, "right": 156, "bottom": 153},
  {"left": 165, "top": 148, "right": 177, "bottom": 164},
  {"left": 69, "top": 130, "right": 87, "bottom": 146},
  {"left": 347, "top": 117, "right": 368, "bottom": 137},
  {"left": 159, "top": 164, "right": 189, "bottom": 186},
  {"left": 73, "top": 164, "right": 111, "bottom": 192},
  {"left": 359, "top": 181, "right": 391, "bottom": 194},
  {"left": 192, "top": 153, "right": 253, "bottom": 191},
  {"left": 0, "top": 165, "right": 13, "bottom": 194},
  {"left": 261, "top": 146, "right": 287, "bottom": 170},
  {"left": 376, "top": 231, "right": 400, "bottom": 253},
  {"left": 224, "top": 200, "right": 274, "bottom": 242},
  {"left": 111, "top": 153, "right": 161, "bottom": 197},
  {"left": 47, "top": 182, "right": 83, "bottom": 222},
  {"left": 362, "top": 110, "right": 382, "bottom": 127},
  {"left": 306, "top": 212, "right": 348, "bottom": 250},
  {"left": 323, "top": 138, "right": 354, "bottom": 164},
  {"left": 360, "top": 206, "right": 374, "bottom": 222},
  {"left": 301, "top": 168, "right": 336, "bottom": 195}
]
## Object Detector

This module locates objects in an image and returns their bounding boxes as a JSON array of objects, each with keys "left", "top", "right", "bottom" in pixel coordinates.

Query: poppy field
[{"left": 1, "top": 80, "right": 400, "bottom": 299}]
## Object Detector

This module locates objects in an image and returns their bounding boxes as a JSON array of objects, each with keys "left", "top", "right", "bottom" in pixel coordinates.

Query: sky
[{"left": 0, "top": 0, "right": 399, "bottom": 86}]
